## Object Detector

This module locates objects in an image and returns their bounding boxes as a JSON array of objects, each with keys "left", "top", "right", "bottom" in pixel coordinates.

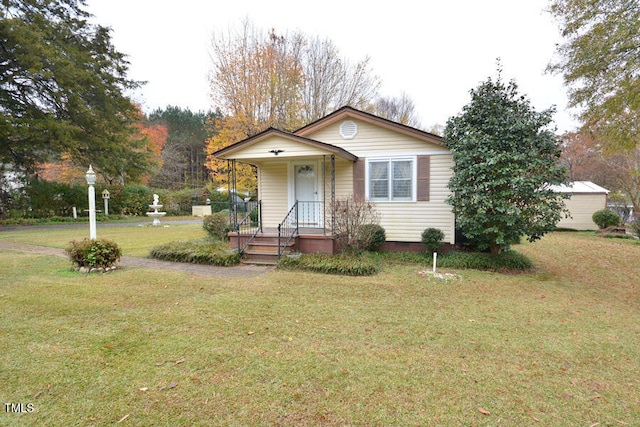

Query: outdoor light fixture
[
  {"left": 85, "top": 165, "right": 96, "bottom": 185},
  {"left": 269, "top": 149, "right": 284, "bottom": 156},
  {"left": 85, "top": 165, "right": 97, "bottom": 240}
]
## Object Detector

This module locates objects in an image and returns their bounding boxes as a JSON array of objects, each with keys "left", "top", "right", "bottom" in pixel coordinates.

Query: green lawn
[
  {"left": 0, "top": 228, "right": 638, "bottom": 426},
  {"left": 0, "top": 222, "right": 208, "bottom": 257}
]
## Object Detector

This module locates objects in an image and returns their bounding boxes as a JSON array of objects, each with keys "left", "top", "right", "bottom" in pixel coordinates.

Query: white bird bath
[{"left": 146, "top": 194, "right": 166, "bottom": 226}]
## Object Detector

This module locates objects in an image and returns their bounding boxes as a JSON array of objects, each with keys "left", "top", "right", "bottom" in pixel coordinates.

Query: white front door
[{"left": 293, "top": 162, "right": 320, "bottom": 225}]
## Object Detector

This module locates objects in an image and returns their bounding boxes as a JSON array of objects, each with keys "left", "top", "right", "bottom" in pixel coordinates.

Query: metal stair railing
[
  {"left": 236, "top": 201, "right": 262, "bottom": 255},
  {"left": 277, "top": 201, "right": 299, "bottom": 259}
]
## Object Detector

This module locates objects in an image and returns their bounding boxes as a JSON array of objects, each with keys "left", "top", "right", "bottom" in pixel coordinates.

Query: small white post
[
  {"left": 433, "top": 252, "right": 438, "bottom": 273},
  {"left": 72, "top": 207, "right": 77, "bottom": 219}
]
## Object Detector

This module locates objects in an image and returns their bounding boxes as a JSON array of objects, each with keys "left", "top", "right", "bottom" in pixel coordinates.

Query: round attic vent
[{"left": 339, "top": 120, "right": 358, "bottom": 139}]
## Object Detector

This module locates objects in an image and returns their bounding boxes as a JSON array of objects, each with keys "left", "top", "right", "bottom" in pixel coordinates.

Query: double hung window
[{"left": 368, "top": 158, "right": 414, "bottom": 201}]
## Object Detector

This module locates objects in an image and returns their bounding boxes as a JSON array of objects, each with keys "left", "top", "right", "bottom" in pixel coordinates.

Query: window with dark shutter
[{"left": 417, "top": 155, "right": 430, "bottom": 201}]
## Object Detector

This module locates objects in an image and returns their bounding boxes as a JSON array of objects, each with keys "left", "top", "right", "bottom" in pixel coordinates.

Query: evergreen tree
[
  {"left": 0, "top": 0, "right": 150, "bottom": 180},
  {"left": 445, "top": 70, "right": 569, "bottom": 255}
]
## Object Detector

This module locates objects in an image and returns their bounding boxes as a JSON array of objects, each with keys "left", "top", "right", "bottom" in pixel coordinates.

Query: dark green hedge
[
  {"left": 149, "top": 239, "right": 239, "bottom": 266},
  {"left": 278, "top": 253, "right": 380, "bottom": 276}
]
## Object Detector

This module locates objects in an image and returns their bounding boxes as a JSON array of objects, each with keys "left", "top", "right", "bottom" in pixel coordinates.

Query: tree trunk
[{"left": 490, "top": 242, "right": 502, "bottom": 256}]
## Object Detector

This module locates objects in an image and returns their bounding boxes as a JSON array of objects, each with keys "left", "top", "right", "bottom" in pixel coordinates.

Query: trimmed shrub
[
  {"left": 421, "top": 228, "right": 445, "bottom": 253},
  {"left": 65, "top": 238, "right": 122, "bottom": 270},
  {"left": 203, "top": 212, "right": 231, "bottom": 241},
  {"left": 149, "top": 239, "right": 239, "bottom": 266},
  {"left": 592, "top": 209, "right": 621, "bottom": 229},
  {"left": 359, "top": 224, "right": 386, "bottom": 251}
]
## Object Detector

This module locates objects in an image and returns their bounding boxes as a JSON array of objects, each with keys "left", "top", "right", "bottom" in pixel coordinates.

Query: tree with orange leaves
[{"left": 206, "top": 21, "right": 382, "bottom": 193}]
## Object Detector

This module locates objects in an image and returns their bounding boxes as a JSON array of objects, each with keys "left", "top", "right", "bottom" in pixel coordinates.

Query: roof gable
[{"left": 294, "top": 106, "right": 445, "bottom": 146}]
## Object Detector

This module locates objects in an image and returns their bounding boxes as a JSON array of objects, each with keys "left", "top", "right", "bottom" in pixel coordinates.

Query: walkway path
[{"left": 0, "top": 241, "right": 273, "bottom": 278}]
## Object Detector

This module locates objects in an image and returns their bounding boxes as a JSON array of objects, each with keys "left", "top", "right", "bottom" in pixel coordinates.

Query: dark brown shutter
[
  {"left": 353, "top": 158, "right": 365, "bottom": 202},
  {"left": 417, "top": 155, "right": 430, "bottom": 201}
]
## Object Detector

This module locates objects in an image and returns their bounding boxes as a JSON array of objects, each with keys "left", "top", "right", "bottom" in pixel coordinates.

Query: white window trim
[{"left": 365, "top": 156, "right": 417, "bottom": 202}]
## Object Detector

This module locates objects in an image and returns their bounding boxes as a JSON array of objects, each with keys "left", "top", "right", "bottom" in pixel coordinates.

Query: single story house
[
  {"left": 551, "top": 181, "right": 610, "bottom": 230},
  {"left": 214, "top": 106, "right": 455, "bottom": 263}
]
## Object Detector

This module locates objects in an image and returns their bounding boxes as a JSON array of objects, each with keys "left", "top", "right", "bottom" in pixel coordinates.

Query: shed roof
[{"left": 550, "top": 181, "right": 609, "bottom": 194}]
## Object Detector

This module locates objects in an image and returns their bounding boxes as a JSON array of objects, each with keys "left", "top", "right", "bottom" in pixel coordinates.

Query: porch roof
[{"left": 213, "top": 128, "right": 358, "bottom": 162}]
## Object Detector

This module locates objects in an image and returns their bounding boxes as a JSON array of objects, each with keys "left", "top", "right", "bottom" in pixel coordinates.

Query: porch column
[
  {"left": 227, "top": 159, "right": 237, "bottom": 229},
  {"left": 322, "top": 155, "right": 327, "bottom": 233},
  {"left": 331, "top": 155, "right": 335, "bottom": 235}
]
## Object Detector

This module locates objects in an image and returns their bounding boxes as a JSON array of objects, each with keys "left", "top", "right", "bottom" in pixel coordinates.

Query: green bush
[
  {"left": 359, "top": 224, "right": 386, "bottom": 251},
  {"left": 592, "top": 209, "right": 621, "bottom": 229},
  {"left": 149, "top": 239, "right": 239, "bottom": 266},
  {"left": 278, "top": 253, "right": 380, "bottom": 276},
  {"left": 202, "top": 212, "right": 231, "bottom": 241},
  {"left": 65, "top": 238, "right": 122, "bottom": 270},
  {"left": 11, "top": 179, "right": 86, "bottom": 218},
  {"left": 159, "top": 189, "right": 187, "bottom": 215},
  {"left": 421, "top": 228, "right": 445, "bottom": 253},
  {"left": 107, "top": 185, "right": 153, "bottom": 216}
]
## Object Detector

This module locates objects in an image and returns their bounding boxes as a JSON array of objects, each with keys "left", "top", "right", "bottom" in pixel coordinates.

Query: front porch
[
  {"left": 213, "top": 127, "right": 361, "bottom": 264},
  {"left": 227, "top": 201, "right": 337, "bottom": 265}
]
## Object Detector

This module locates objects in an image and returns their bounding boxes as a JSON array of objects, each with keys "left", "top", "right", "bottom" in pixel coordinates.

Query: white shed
[{"left": 551, "top": 181, "right": 610, "bottom": 230}]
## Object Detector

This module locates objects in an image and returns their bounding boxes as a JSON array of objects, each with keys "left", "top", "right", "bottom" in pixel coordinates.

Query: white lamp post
[
  {"left": 102, "top": 189, "right": 110, "bottom": 216},
  {"left": 85, "top": 165, "right": 97, "bottom": 240}
]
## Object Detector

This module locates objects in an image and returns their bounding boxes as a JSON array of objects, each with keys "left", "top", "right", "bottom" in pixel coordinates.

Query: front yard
[{"left": 0, "top": 227, "right": 638, "bottom": 425}]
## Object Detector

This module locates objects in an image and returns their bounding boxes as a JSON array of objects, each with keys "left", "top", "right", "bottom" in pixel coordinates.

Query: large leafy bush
[
  {"left": 592, "top": 209, "right": 620, "bottom": 229},
  {"left": 65, "top": 238, "right": 122, "bottom": 270}
]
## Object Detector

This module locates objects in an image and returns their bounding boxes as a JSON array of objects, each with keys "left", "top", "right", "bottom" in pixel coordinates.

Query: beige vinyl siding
[
  {"left": 309, "top": 119, "right": 454, "bottom": 243},
  {"left": 374, "top": 154, "right": 454, "bottom": 243},
  {"left": 257, "top": 162, "right": 289, "bottom": 228},
  {"left": 556, "top": 193, "right": 607, "bottom": 230},
  {"left": 316, "top": 158, "right": 353, "bottom": 200},
  {"left": 305, "top": 118, "right": 449, "bottom": 156},
  {"left": 230, "top": 136, "right": 335, "bottom": 160}
]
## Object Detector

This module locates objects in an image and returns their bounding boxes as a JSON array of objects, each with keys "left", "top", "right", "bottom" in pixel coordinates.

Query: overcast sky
[{"left": 86, "top": 0, "right": 580, "bottom": 134}]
